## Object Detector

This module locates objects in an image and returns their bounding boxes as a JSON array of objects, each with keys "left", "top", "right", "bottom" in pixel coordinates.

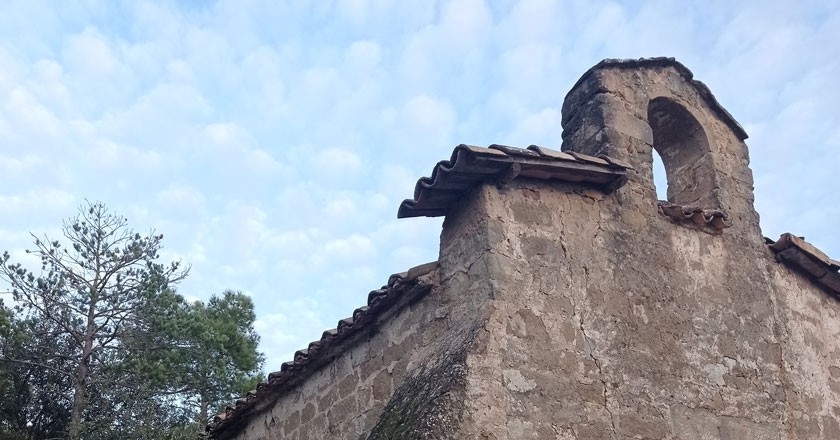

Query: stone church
[{"left": 207, "top": 58, "right": 840, "bottom": 439}]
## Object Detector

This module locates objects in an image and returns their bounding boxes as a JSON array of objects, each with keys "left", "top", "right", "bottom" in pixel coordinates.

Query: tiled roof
[
  {"left": 397, "top": 144, "right": 630, "bottom": 218},
  {"left": 206, "top": 261, "right": 439, "bottom": 439},
  {"left": 564, "top": 57, "right": 749, "bottom": 141},
  {"left": 768, "top": 233, "right": 840, "bottom": 295}
]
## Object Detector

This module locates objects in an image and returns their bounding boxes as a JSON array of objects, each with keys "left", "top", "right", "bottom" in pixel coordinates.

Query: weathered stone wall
[
  {"left": 450, "top": 61, "right": 840, "bottom": 439},
  {"left": 231, "top": 267, "right": 484, "bottom": 440},
  {"left": 771, "top": 263, "right": 840, "bottom": 438},
  {"left": 230, "top": 292, "right": 426, "bottom": 439},
  {"left": 229, "top": 60, "right": 838, "bottom": 439},
  {"left": 450, "top": 182, "right": 840, "bottom": 439},
  {"left": 455, "top": 180, "right": 788, "bottom": 438},
  {"left": 231, "top": 182, "right": 505, "bottom": 440}
]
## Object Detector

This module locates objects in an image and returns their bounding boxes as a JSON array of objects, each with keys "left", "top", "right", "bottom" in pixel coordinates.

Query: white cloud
[
  {"left": 437, "top": 0, "right": 492, "bottom": 53},
  {"left": 205, "top": 122, "right": 241, "bottom": 146},
  {"left": 30, "top": 59, "right": 72, "bottom": 112},
  {"left": 323, "top": 196, "right": 357, "bottom": 218},
  {"left": 308, "top": 147, "right": 363, "bottom": 176},
  {"left": 395, "top": 95, "right": 458, "bottom": 161},
  {"left": 198, "top": 122, "right": 284, "bottom": 176},
  {"left": 504, "top": 107, "right": 562, "bottom": 145},
  {"left": 336, "top": 0, "right": 369, "bottom": 28},
  {"left": 166, "top": 59, "right": 194, "bottom": 83},
  {"left": 501, "top": 0, "right": 561, "bottom": 44},
  {"left": 83, "top": 138, "right": 162, "bottom": 171},
  {"left": 377, "top": 164, "right": 417, "bottom": 198},
  {"left": 344, "top": 40, "right": 381, "bottom": 72},
  {"left": 402, "top": 95, "right": 455, "bottom": 133},
  {"left": 270, "top": 230, "right": 316, "bottom": 254},
  {"left": 0, "top": 153, "right": 43, "bottom": 177},
  {"left": 4, "top": 87, "right": 63, "bottom": 141},
  {"left": 156, "top": 183, "right": 205, "bottom": 211},
  {"left": 63, "top": 27, "right": 119, "bottom": 77},
  {"left": 253, "top": 297, "right": 327, "bottom": 370},
  {"left": 0, "top": 189, "right": 75, "bottom": 216},
  {"left": 322, "top": 234, "right": 377, "bottom": 263}
]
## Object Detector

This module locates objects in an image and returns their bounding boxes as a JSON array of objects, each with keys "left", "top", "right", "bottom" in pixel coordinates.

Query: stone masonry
[{"left": 209, "top": 58, "right": 840, "bottom": 439}]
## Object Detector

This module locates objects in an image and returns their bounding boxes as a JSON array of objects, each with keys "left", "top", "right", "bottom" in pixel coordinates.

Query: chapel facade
[{"left": 208, "top": 58, "right": 840, "bottom": 440}]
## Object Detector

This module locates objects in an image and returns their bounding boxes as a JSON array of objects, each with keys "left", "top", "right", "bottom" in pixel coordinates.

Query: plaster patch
[
  {"left": 632, "top": 304, "right": 649, "bottom": 324},
  {"left": 703, "top": 362, "right": 728, "bottom": 386},
  {"left": 503, "top": 369, "right": 537, "bottom": 393}
]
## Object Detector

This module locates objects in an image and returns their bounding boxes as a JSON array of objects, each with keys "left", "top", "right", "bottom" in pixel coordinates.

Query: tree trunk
[
  {"left": 69, "top": 294, "right": 98, "bottom": 440},
  {"left": 198, "top": 395, "right": 209, "bottom": 439},
  {"left": 68, "top": 362, "right": 87, "bottom": 440}
]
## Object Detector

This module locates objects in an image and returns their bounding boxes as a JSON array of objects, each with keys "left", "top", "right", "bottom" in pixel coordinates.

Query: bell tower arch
[{"left": 561, "top": 58, "right": 759, "bottom": 236}]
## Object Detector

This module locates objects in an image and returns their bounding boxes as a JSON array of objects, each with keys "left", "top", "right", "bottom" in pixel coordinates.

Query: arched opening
[{"left": 647, "top": 97, "right": 717, "bottom": 207}]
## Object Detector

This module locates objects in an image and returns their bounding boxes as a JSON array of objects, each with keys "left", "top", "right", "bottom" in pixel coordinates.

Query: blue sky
[{"left": 1, "top": 0, "right": 838, "bottom": 372}]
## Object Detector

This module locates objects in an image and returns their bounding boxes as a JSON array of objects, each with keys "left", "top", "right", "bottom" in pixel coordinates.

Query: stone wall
[
  {"left": 231, "top": 183, "right": 506, "bottom": 439},
  {"left": 771, "top": 263, "right": 840, "bottom": 438},
  {"left": 226, "top": 59, "right": 839, "bottom": 439},
  {"left": 449, "top": 59, "right": 840, "bottom": 439},
  {"left": 230, "top": 264, "right": 481, "bottom": 440},
  {"left": 454, "top": 179, "right": 789, "bottom": 438}
]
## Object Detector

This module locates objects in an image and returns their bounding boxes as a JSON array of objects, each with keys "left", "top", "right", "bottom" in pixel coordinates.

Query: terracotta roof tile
[
  {"left": 658, "top": 201, "right": 730, "bottom": 230},
  {"left": 567, "top": 151, "right": 611, "bottom": 166},
  {"left": 526, "top": 145, "right": 576, "bottom": 161},
  {"left": 489, "top": 143, "right": 542, "bottom": 158},
  {"left": 768, "top": 233, "right": 840, "bottom": 295},
  {"left": 207, "top": 261, "right": 439, "bottom": 438},
  {"left": 398, "top": 144, "right": 629, "bottom": 218}
]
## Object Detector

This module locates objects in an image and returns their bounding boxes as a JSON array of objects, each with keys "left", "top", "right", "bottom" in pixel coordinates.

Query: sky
[{"left": 1, "top": 0, "right": 838, "bottom": 373}]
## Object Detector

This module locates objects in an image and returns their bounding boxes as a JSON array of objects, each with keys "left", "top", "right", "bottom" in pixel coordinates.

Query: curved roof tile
[
  {"left": 768, "top": 233, "right": 840, "bottom": 295},
  {"left": 398, "top": 144, "right": 629, "bottom": 219}
]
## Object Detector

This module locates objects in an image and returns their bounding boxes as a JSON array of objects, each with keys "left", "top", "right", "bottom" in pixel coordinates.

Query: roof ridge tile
[
  {"left": 768, "top": 233, "right": 840, "bottom": 296},
  {"left": 398, "top": 144, "right": 629, "bottom": 218}
]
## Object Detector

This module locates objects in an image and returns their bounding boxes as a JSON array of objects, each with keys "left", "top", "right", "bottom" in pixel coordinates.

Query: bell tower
[{"left": 561, "top": 58, "right": 760, "bottom": 238}]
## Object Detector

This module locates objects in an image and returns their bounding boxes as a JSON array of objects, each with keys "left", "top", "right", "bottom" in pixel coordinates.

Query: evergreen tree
[
  {"left": 0, "top": 202, "right": 187, "bottom": 439},
  {"left": 0, "top": 202, "right": 265, "bottom": 439}
]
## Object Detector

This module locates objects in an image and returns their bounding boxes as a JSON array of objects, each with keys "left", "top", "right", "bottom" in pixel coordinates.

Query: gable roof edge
[
  {"left": 206, "top": 261, "right": 439, "bottom": 438},
  {"left": 397, "top": 144, "right": 629, "bottom": 219},
  {"left": 768, "top": 233, "right": 840, "bottom": 295}
]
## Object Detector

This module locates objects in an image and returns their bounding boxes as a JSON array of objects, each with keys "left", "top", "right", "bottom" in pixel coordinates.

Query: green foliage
[
  {"left": 0, "top": 301, "right": 30, "bottom": 439},
  {"left": 132, "top": 289, "right": 264, "bottom": 431},
  {"left": 0, "top": 300, "right": 73, "bottom": 440},
  {"left": 236, "top": 372, "right": 266, "bottom": 398},
  {"left": 0, "top": 202, "right": 264, "bottom": 439}
]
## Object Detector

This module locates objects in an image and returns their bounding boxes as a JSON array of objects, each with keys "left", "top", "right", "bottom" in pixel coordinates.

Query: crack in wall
[
  {"left": 768, "top": 291, "right": 794, "bottom": 437},
  {"left": 573, "top": 266, "right": 619, "bottom": 439}
]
